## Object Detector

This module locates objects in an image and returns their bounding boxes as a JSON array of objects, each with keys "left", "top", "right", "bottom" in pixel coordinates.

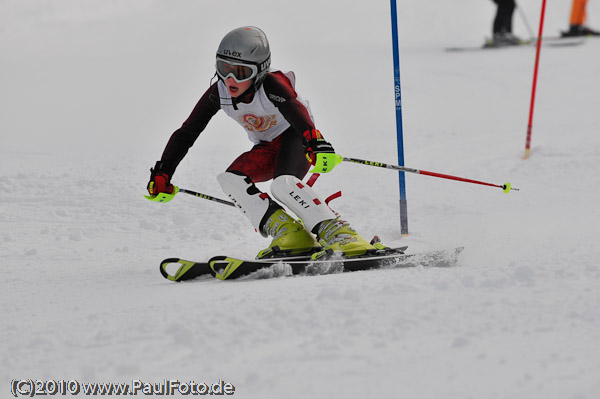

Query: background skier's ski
[{"left": 445, "top": 36, "right": 584, "bottom": 52}]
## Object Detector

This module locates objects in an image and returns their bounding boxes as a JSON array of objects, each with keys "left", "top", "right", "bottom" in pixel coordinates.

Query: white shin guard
[
  {"left": 217, "top": 172, "right": 273, "bottom": 236},
  {"left": 270, "top": 175, "right": 336, "bottom": 232}
]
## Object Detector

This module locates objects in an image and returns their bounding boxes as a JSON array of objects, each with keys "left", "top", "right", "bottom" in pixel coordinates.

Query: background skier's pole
[
  {"left": 389, "top": 0, "right": 409, "bottom": 235},
  {"left": 524, "top": 0, "right": 548, "bottom": 159},
  {"left": 515, "top": 1, "right": 536, "bottom": 40}
]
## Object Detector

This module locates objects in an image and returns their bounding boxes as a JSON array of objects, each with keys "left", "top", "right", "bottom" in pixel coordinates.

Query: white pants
[{"left": 217, "top": 172, "right": 336, "bottom": 235}]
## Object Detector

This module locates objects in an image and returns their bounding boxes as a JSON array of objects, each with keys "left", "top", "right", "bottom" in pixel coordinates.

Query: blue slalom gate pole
[{"left": 389, "top": 0, "right": 409, "bottom": 235}]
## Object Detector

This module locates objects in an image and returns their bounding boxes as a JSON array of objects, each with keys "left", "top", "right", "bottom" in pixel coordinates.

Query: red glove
[
  {"left": 147, "top": 162, "right": 175, "bottom": 195},
  {"left": 303, "top": 129, "right": 335, "bottom": 165}
]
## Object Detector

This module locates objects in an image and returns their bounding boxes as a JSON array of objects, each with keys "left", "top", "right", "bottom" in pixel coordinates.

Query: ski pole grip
[{"left": 308, "top": 153, "right": 343, "bottom": 174}]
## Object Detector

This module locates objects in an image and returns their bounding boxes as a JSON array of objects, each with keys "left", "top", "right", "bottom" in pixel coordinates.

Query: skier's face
[{"left": 224, "top": 76, "right": 253, "bottom": 98}]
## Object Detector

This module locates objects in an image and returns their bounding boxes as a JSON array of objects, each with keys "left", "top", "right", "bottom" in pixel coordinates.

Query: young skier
[{"left": 147, "top": 26, "right": 377, "bottom": 259}]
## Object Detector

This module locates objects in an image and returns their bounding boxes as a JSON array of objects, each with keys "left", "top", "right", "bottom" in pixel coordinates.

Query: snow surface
[{"left": 2, "top": 1, "right": 600, "bottom": 398}]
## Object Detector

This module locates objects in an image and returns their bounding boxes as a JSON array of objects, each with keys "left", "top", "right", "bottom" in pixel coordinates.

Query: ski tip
[
  {"left": 160, "top": 257, "right": 203, "bottom": 282},
  {"left": 160, "top": 258, "right": 182, "bottom": 281}
]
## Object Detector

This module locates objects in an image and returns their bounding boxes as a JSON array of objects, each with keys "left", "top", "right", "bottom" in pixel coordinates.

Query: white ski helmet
[{"left": 216, "top": 26, "right": 271, "bottom": 90}]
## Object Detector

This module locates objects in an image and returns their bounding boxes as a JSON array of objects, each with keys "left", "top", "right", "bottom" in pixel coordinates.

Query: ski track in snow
[{"left": 2, "top": 1, "right": 600, "bottom": 398}]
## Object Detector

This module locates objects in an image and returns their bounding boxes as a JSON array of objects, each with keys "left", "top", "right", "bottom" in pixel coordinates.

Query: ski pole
[
  {"left": 338, "top": 156, "right": 518, "bottom": 193},
  {"left": 145, "top": 186, "right": 236, "bottom": 206},
  {"left": 515, "top": 1, "right": 536, "bottom": 41}
]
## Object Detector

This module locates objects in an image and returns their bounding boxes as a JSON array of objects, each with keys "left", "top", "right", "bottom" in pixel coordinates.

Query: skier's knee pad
[
  {"left": 217, "top": 172, "right": 279, "bottom": 236},
  {"left": 270, "top": 175, "right": 336, "bottom": 232}
]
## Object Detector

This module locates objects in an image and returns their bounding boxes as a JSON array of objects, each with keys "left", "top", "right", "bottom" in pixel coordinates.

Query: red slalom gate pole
[
  {"left": 524, "top": 0, "right": 548, "bottom": 159},
  {"left": 340, "top": 156, "right": 519, "bottom": 193}
]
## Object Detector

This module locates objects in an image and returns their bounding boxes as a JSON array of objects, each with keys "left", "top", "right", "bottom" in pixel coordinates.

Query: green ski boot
[
  {"left": 313, "top": 218, "right": 376, "bottom": 259},
  {"left": 257, "top": 209, "right": 319, "bottom": 259}
]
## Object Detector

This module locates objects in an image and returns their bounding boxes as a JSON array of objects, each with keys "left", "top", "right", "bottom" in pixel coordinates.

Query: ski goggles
[{"left": 216, "top": 57, "right": 258, "bottom": 83}]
